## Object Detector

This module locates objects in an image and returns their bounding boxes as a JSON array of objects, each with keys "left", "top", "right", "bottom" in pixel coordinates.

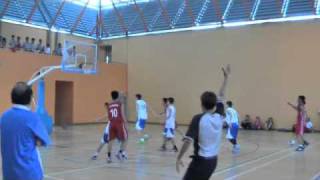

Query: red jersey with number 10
[{"left": 108, "top": 101, "right": 124, "bottom": 124}]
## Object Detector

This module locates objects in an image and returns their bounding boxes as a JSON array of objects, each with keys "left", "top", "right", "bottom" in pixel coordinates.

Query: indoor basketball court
[
  {"left": 29, "top": 125, "right": 320, "bottom": 180},
  {"left": 1, "top": 0, "right": 320, "bottom": 180}
]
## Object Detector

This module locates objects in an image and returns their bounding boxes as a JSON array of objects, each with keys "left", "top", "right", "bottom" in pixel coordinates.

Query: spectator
[
  {"left": 16, "top": 36, "right": 22, "bottom": 51},
  {"left": 54, "top": 43, "right": 63, "bottom": 56},
  {"left": 0, "top": 36, "right": 3, "bottom": 48},
  {"left": 0, "top": 82, "right": 51, "bottom": 180},
  {"left": 36, "top": 39, "right": 44, "bottom": 53},
  {"left": 265, "top": 117, "right": 274, "bottom": 131},
  {"left": 305, "top": 118, "right": 313, "bottom": 133},
  {"left": 9, "top": 35, "right": 16, "bottom": 51},
  {"left": 31, "top": 38, "right": 36, "bottom": 52},
  {"left": 1, "top": 37, "right": 7, "bottom": 48},
  {"left": 23, "top": 37, "right": 31, "bottom": 52},
  {"left": 241, "top": 114, "right": 252, "bottom": 130},
  {"left": 44, "top": 43, "right": 51, "bottom": 55},
  {"left": 254, "top": 116, "right": 263, "bottom": 130}
]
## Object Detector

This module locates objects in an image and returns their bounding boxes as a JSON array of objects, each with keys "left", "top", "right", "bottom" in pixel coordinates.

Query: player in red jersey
[
  {"left": 288, "top": 95, "right": 309, "bottom": 151},
  {"left": 107, "top": 91, "right": 128, "bottom": 163}
]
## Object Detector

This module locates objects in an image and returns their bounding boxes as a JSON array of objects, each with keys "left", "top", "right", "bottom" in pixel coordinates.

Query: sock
[
  {"left": 121, "top": 151, "right": 126, "bottom": 156},
  {"left": 230, "top": 139, "right": 237, "bottom": 146},
  {"left": 299, "top": 144, "right": 304, "bottom": 148}
]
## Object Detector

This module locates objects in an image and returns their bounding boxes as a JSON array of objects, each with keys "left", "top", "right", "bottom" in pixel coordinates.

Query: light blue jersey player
[
  {"left": 135, "top": 94, "right": 149, "bottom": 142},
  {"left": 225, "top": 101, "right": 240, "bottom": 153}
]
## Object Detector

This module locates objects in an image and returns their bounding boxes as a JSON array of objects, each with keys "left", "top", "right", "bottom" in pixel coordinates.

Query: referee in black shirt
[{"left": 176, "top": 65, "right": 231, "bottom": 180}]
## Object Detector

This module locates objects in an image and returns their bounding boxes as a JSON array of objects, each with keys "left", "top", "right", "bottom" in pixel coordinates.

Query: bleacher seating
[
  {"left": 255, "top": 0, "right": 283, "bottom": 20},
  {"left": 226, "top": 0, "right": 256, "bottom": 22},
  {"left": 0, "top": 0, "right": 319, "bottom": 38},
  {"left": 287, "top": 0, "right": 314, "bottom": 16},
  {"left": 200, "top": 0, "right": 229, "bottom": 24}
]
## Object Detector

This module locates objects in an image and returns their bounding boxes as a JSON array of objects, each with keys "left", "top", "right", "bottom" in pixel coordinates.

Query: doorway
[{"left": 55, "top": 81, "right": 74, "bottom": 127}]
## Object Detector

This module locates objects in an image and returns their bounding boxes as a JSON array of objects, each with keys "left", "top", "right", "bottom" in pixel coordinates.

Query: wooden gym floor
[{"left": 1, "top": 124, "right": 320, "bottom": 180}]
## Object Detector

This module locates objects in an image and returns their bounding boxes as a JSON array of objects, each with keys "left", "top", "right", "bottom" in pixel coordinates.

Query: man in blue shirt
[{"left": 1, "top": 82, "right": 51, "bottom": 180}]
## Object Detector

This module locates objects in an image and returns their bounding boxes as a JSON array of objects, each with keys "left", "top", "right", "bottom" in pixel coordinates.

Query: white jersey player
[
  {"left": 225, "top": 101, "right": 240, "bottom": 153},
  {"left": 160, "top": 97, "right": 178, "bottom": 152}
]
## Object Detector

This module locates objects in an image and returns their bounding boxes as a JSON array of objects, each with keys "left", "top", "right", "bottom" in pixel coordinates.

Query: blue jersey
[{"left": 1, "top": 105, "right": 51, "bottom": 180}]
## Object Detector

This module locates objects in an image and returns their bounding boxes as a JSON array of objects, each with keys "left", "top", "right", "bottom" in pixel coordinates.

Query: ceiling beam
[
  {"left": 111, "top": 0, "right": 128, "bottom": 34},
  {"left": 71, "top": 0, "right": 89, "bottom": 33},
  {"left": 97, "top": 1, "right": 109, "bottom": 37},
  {"left": 211, "top": 0, "right": 222, "bottom": 21},
  {"left": 89, "top": 24, "right": 97, "bottom": 36},
  {"left": 49, "top": 0, "right": 66, "bottom": 28},
  {"left": 0, "top": 0, "right": 10, "bottom": 19},
  {"left": 39, "top": 0, "right": 54, "bottom": 22},
  {"left": 242, "top": 0, "right": 253, "bottom": 18},
  {"left": 157, "top": 0, "right": 171, "bottom": 27},
  {"left": 250, "top": 0, "right": 261, "bottom": 20},
  {"left": 132, "top": 0, "right": 149, "bottom": 32},
  {"left": 27, "top": 0, "right": 41, "bottom": 23},
  {"left": 184, "top": 0, "right": 196, "bottom": 25},
  {"left": 37, "top": 0, "right": 50, "bottom": 27}
]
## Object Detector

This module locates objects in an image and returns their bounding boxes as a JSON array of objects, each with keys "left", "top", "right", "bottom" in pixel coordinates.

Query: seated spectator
[
  {"left": 15, "top": 36, "right": 22, "bottom": 51},
  {"left": 54, "top": 43, "right": 63, "bottom": 56},
  {"left": 44, "top": 43, "right": 51, "bottom": 55},
  {"left": 265, "top": 117, "right": 274, "bottom": 131},
  {"left": 31, "top": 38, "right": 36, "bottom": 52},
  {"left": 241, "top": 114, "right": 253, "bottom": 130},
  {"left": 1, "top": 37, "right": 7, "bottom": 48},
  {"left": 253, "top": 116, "right": 263, "bottom": 130},
  {"left": 23, "top": 37, "right": 32, "bottom": 52},
  {"left": 305, "top": 118, "right": 313, "bottom": 133},
  {"left": 36, "top": 39, "right": 44, "bottom": 53},
  {"left": 9, "top": 35, "right": 16, "bottom": 51},
  {"left": 0, "top": 36, "right": 3, "bottom": 48}
]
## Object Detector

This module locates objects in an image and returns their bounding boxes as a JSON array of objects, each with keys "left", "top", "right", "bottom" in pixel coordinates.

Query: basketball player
[
  {"left": 135, "top": 94, "right": 148, "bottom": 141},
  {"left": 91, "top": 102, "right": 110, "bottom": 160},
  {"left": 160, "top": 97, "right": 178, "bottom": 152},
  {"left": 107, "top": 91, "right": 128, "bottom": 163},
  {"left": 159, "top": 98, "right": 168, "bottom": 140},
  {"left": 160, "top": 98, "right": 168, "bottom": 115},
  {"left": 288, "top": 96, "right": 309, "bottom": 151},
  {"left": 176, "top": 65, "right": 230, "bottom": 180},
  {"left": 225, "top": 101, "right": 240, "bottom": 153}
]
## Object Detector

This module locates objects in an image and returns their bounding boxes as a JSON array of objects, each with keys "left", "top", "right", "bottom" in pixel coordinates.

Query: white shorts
[
  {"left": 135, "top": 119, "right": 146, "bottom": 131},
  {"left": 100, "top": 123, "right": 110, "bottom": 144},
  {"left": 163, "top": 128, "right": 175, "bottom": 138}
]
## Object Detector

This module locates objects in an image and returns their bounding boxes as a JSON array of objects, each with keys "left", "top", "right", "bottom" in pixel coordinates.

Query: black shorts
[{"left": 183, "top": 156, "right": 218, "bottom": 180}]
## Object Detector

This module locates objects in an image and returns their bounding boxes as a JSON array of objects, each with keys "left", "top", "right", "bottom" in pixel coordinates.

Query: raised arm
[
  {"left": 218, "top": 65, "right": 231, "bottom": 100},
  {"left": 288, "top": 102, "right": 298, "bottom": 111}
]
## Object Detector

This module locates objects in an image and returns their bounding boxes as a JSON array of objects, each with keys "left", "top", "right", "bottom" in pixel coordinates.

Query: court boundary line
[
  {"left": 46, "top": 162, "right": 180, "bottom": 180},
  {"left": 224, "top": 142, "right": 320, "bottom": 180},
  {"left": 311, "top": 171, "right": 320, "bottom": 180},
  {"left": 212, "top": 146, "right": 291, "bottom": 177},
  {"left": 44, "top": 175, "right": 65, "bottom": 180},
  {"left": 224, "top": 152, "right": 295, "bottom": 180}
]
